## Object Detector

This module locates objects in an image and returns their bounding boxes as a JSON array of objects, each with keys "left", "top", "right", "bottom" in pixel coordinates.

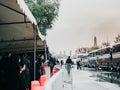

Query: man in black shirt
[{"left": 65, "top": 56, "right": 73, "bottom": 75}]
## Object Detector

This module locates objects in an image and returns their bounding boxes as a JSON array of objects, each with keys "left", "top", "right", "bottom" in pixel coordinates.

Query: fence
[{"left": 44, "top": 69, "right": 64, "bottom": 90}]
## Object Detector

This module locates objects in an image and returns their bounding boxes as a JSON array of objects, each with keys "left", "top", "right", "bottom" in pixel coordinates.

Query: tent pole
[
  {"left": 44, "top": 38, "right": 47, "bottom": 61},
  {"left": 33, "top": 24, "right": 37, "bottom": 80}
]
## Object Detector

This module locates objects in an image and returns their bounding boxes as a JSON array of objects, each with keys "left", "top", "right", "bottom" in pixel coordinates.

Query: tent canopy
[{"left": 0, "top": 0, "right": 44, "bottom": 53}]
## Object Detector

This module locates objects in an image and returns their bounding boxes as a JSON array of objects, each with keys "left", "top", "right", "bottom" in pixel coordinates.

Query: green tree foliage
[
  {"left": 25, "top": 0, "right": 60, "bottom": 36},
  {"left": 114, "top": 34, "right": 120, "bottom": 43}
]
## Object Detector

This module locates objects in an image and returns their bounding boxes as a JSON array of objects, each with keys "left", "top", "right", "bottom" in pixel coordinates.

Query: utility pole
[{"left": 70, "top": 50, "right": 72, "bottom": 57}]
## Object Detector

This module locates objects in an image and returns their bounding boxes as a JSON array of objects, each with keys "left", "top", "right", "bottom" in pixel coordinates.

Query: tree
[
  {"left": 102, "top": 42, "right": 110, "bottom": 47},
  {"left": 25, "top": 0, "right": 60, "bottom": 36},
  {"left": 114, "top": 34, "right": 120, "bottom": 43}
]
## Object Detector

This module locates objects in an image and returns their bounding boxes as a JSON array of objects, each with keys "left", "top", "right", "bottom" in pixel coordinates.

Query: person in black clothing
[
  {"left": 65, "top": 56, "right": 73, "bottom": 64},
  {"left": 19, "top": 55, "right": 26, "bottom": 90},
  {"left": 36, "top": 54, "right": 42, "bottom": 80},
  {"left": 65, "top": 56, "right": 73, "bottom": 75},
  {"left": 23, "top": 55, "right": 30, "bottom": 90},
  {"left": 77, "top": 60, "right": 81, "bottom": 70},
  {"left": 60, "top": 60, "right": 64, "bottom": 67},
  {"left": 49, "top": 57, "right": 56, "bottom": 74},
  {"left": 0, "top": 53, "right": 22, "bottom": 90}
]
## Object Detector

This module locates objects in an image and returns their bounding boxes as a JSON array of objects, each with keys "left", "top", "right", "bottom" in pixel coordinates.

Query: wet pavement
[
  {"left": 63, "top": 65, "right": 120, "bottom": 90},
  {"left": 84, "top": 68, "right": 120, "bottom": 85}
]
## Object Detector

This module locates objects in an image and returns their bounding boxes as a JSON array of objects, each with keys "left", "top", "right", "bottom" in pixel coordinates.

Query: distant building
[
  {"left": 75, "top": 47, "right": 92, "bottom": 57},
  {"left": 92, "top": 36, "right": 99, "bottom": 49},
  {"left": 75, "top": 36, "right": 100, "bottom": 58}
]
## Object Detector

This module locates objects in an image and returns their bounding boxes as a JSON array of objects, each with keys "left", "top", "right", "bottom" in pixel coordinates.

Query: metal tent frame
[{"left": 0, "top": 0, "right": 44, "bottom": 80}]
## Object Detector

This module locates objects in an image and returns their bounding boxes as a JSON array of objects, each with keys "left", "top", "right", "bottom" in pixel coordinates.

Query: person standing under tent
[
  {"left": 36, "top": 54, "right": 42, "bottom": 80},
  {"left": 0, "top": 53, "right": 21, "bottom": 90}
]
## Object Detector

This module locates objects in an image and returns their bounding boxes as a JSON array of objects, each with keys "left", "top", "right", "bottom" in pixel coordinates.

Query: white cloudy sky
[{"left": 46, "top": 0, "right": 120, "bottom": 55}]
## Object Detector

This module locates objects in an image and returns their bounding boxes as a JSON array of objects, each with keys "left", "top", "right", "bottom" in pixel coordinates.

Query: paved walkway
[{"left": 63, "top": 66, "right": 120, "bottom": 90}]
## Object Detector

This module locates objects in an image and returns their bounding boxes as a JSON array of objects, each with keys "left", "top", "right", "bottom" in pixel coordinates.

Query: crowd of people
[
  {"left": 0, "top": 51, "right": 77, "bottom": 90},
  {"left": 0, "top": 52, "right": 62, "bottom": 90},
  {"left": 0, "top": 53, "right": 31, "bottom": 90}
]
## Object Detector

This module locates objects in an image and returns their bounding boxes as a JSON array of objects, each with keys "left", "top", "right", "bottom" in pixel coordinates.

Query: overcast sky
[{"left": 46, "top": 0, "right": 120, "bottom": 55}]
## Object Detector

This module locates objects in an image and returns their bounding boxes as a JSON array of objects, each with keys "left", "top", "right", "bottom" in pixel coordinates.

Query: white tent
[{"left": 0, "top": 0, "right": 44, "bottom": 53}]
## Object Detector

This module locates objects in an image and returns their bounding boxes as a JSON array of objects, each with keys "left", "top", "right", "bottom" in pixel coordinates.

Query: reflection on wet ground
[{"left": 85, "top": 68, "right": 120, "bottom": 85}]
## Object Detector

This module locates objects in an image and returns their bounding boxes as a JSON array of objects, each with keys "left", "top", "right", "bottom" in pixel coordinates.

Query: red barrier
[
  {"left": 51, "top": 68, "right": 54, "bottom": 76},
  {"left": 34, "top": 86, "right": 44, "bottom": 90},
  {"left": 31, "top": 80, "right": 40, "bottom": 90},
  {"left": 39, "top": 75, "right": 47, "bottom": 86}
]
